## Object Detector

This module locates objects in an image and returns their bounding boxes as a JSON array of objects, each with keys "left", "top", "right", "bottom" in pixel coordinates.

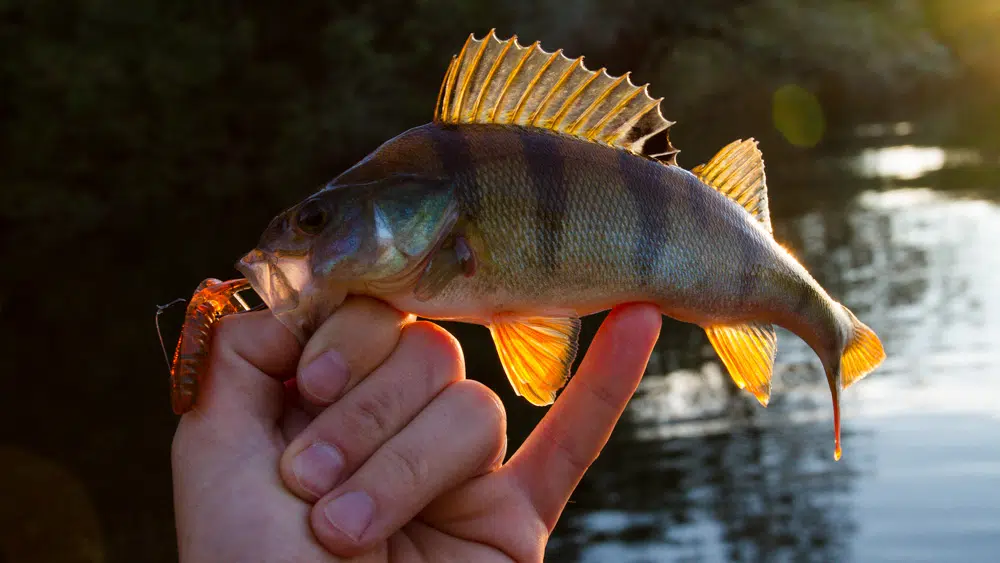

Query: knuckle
[
  {"left": 208, "top": 315, "right": 249, "bottom": 370},
  {"left": 444, "top": 381, "right": 507, "bottom": 468},
  {"left": 210, "top": 314, "right": 243, "bottom": 352},
  {"left": 380, "top": 443, "right": 429, "bottom": 490},
  {"left": 400, "top": 322, "right": 464, "bottom": 381},
  {"left": 345, "top": 386, "right": 400, "bottom": 439},
  {"left": 540, "top": 423, "right": 593, "bottom": 474},
  {"left": 581, "top": 377, "right": 621, "bottom": 415},
  {"left": 450, "top": 380, "right": 506, "bottom": 433}
]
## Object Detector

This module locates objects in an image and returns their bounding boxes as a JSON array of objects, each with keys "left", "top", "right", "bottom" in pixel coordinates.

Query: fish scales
[
  {"left": 411, "top": 124, "right": 774, "bottom": 323},
  {"left": 233, "top": 31, "right": 885, "bottom": 459}
]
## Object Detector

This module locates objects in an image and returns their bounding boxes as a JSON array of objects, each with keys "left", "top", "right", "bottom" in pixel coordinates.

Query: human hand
[{"left": 171, "top": 297, "right": 661, "bottom": 562}]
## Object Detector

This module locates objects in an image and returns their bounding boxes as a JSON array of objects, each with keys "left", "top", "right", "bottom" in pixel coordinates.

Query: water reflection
[
  {"left": 853, "top": 145, "right": 982, "bottom": 180},
  {"left": 854, "top": 122, "right": 915, "bottom": 138},
  {"left": 546, "top": 143, "right": 1000, "bottom": 561}
]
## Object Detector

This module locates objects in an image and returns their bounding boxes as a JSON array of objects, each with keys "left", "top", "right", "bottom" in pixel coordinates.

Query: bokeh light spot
[
  {"left": 0, "top": 447, "right": 105, "bottom": 563},
  {"left": 772, "top": 84, "right": 825, "bottom": 148}
]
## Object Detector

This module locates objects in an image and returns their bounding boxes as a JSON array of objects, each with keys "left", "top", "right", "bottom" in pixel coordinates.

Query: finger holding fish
[
  {"left": 296, "top": 296, "right": 413, "bottom": 410},
  {"left": 307, "top": 380, "right": 505, "bottom": 556},
  {"left": 506, "top": 303, "right": 661, "bottom": 529},
  {"left": 279, "top": 321, "right": 465, "bottom": 501}
]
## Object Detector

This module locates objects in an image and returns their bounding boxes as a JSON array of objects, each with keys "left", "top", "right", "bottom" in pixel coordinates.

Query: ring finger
[
  {"left": 280, "top": 321, "right": 464, "bottom": 500},
  {"left": 310, "top": 379, "right": 507, "bottom": 557}
]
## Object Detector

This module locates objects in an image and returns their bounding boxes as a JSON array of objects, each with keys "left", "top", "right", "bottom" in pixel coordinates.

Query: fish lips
[
  {"left": 235, "top": 249, "right": 302, "bottom": 316},
  {"left": 236, "top": 248, "right": 348, "bottom": 343}
]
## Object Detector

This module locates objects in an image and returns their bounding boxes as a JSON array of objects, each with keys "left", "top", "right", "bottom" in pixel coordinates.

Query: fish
[{"left": 235, "top": 30, "right": 885, "bottom": 459}]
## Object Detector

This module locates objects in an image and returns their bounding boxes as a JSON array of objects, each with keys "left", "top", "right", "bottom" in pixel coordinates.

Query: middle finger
[{"left": 280, "top": 321, "right": 464, "bottom": 500}]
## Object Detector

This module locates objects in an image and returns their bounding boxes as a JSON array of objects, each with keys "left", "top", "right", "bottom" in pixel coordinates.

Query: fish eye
[{"left": 294, "top": 199, "right": 328, "bottom": 235}]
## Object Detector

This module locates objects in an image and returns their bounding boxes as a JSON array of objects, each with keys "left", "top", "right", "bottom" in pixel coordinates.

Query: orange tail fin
[
  {"left": 841, "top": 307, "right": 886, "bottom": 388},
  {"left": 830, "top": 306, "right": 886, "bottom": 460}
]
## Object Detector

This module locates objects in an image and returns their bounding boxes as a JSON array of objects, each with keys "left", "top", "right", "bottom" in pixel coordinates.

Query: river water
[
  {"left": 1, "top": 97, "right": 997, "bottom": 562},
  {"left": 544, "top": 121, "right": 1000, "bottom": 562}
]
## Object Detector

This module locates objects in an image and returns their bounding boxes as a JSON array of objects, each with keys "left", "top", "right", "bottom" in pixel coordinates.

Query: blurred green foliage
[
  {"left": 0, "top": 0, "right": 975, "bottom": 245},
  {"left": 0, "top": 2, "right": 995, "bottom": 561}
]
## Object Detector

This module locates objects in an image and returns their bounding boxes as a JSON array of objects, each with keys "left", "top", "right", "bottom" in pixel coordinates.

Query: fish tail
[
  {"left": 828, "top": 304, "right": 885, "bottom": 460},
  {"left": 839, "top": 304, "right": 885, "bottom": 388}
]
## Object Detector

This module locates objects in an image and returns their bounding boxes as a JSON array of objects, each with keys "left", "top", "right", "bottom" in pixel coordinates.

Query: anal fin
[
  {"left": 705, "top": 322, "right": 777, "bottom": 406},
  {"left": 488, "top": 314, "right": 581, "bottom": 406}
]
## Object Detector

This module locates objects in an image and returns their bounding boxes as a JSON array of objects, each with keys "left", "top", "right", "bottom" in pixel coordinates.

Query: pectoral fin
[
  {"left": 488, "top": 314, "right": 581, "bottom": 406},
  {"left": 413, "top": 234, "right": 477, "bottom": 301},
  {"left": 705, "top": 322, "right": 777, "bottom": 406}
]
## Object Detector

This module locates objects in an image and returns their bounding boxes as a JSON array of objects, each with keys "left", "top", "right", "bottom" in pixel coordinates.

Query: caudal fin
[
  {"left": 829, "top": 305, "right": 885, "bottom": 460},
  {"left": 841, "top": 306, "right": 886, "bottom": 388}
]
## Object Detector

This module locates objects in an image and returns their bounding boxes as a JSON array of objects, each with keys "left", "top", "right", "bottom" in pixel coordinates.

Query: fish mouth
[
  {"left": 236, "top": 249, "right": 302, "bottom": 316},
  {"left": 236, "top": 248, "right": 347, "bottom": 343}
]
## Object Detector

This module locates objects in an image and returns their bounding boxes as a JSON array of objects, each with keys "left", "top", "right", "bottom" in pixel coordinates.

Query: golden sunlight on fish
[{"left": 236, "top": 30, "right": 885, "bottom": 459}]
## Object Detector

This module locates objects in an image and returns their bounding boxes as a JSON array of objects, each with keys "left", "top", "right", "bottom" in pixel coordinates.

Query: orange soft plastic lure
[{"left": 167, "top": 278, "right": 252, "bottom": 414}]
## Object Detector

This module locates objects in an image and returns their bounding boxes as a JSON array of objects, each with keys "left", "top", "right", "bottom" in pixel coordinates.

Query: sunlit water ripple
[{"left": 547, "top": 141, "right": 1000, "bottom": 562}]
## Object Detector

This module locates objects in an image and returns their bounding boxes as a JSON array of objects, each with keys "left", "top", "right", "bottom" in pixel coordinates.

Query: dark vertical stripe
[
  {"left": 687, "top": 171, "right": 712, "bottom": 232},
  {"left": 736, "top": 218, "right": 766, "bottom": 303},
  {"left": 738, "top": 259, "right": 759, "bottom": 304},
  {"left": 519, "top": 130, "right": 566, "bottom": 273},
  {"left": 693, "top": 167, "right": 764, "bottom": 303},
  {"left": 429, "top": 124, "right": 480, "bottom": 217},
  {"left": 619, "top": 151, "right": 666, "bottom": 288},
  {"left": 793, "top": 281, "right": 815, "bottom": 316}
]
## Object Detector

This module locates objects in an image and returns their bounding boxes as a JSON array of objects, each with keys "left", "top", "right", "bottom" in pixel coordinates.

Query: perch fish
[{"left": 231, "top": 31, "right": 885, "bottom": 459}]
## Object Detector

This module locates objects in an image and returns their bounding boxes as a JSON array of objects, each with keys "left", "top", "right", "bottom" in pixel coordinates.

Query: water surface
[{"left": 545, "top": 124, "right": 1000, "bottom": 562}]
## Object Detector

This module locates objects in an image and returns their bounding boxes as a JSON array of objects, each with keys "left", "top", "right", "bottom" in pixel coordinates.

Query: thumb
[{"left": 187, "top": 309, "right": 301, "bottom": 429}]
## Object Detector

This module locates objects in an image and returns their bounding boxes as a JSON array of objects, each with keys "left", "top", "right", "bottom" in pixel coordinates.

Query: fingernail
[
  {"left": 323, "top": 491, "right": 374, "bottom": 541},
  {"left": 293, "top": 441, "right": 344, "bottom": 497},
  {"left": 301, "top": 350, "right": 349, "bottom": 401}
]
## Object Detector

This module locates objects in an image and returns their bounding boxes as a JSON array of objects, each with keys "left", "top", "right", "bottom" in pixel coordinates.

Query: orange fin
[
  {"left": 435, "top": 30, "right": 677, "bottom": 165},
  {"left": 488, "top": 314, "right": 581, "bottom": 406},
  {"left": 827, "top": 367, "right": 844, "bottom": 461},
  {"left": 705, "top": 322, "right": 777, "bottom": 406},
  {"left": 692, "top": 139, "right": 771, "bottom": 233},
  {"left": 828, "top": 306, "right": 884, "bottom": 461},
  {"left": 840, "top": 306, "right": 886, "bottom": 388},
  {"left": 827, "top": 305, "right": 885, "bottom": 460}
]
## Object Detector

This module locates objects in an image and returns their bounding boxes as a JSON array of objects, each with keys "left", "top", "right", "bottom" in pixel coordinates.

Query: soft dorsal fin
[
  {"left": 435, "top": 29, "right": 678, "bottom": 165},
  {"left": 692, "top": 139, "right": 771, "bottom": 233},
  {"left": 705, "top": 322, "right": 778, "bottom": 406},
  {"left": 488, "top": 313, "right": 581, "bottom": 406}
]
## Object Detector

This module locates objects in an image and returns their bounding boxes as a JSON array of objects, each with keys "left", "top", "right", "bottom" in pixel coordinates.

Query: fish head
[{"left": 236, "top": 175, "right": 457, "bottom": 341}]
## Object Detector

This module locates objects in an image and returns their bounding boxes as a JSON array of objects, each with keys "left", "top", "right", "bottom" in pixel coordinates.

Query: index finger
[
  {"left": 505, "top": 303, "right": 661, "bottom": 530},
  {"left": 176, "top": 309, "right": 300, "bottom": 430},
  {"left": 295, "top": 297, "right": 414, "bottom": 407}
]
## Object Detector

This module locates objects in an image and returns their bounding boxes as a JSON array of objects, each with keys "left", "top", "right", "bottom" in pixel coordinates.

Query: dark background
[{"left": 2, "top": 1, "right": 999, "bottom": 561}]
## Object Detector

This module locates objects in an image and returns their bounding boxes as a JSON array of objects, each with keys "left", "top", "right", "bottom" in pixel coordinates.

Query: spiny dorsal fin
[
  {"left": 488, "top": 313, "right": 581, "bottom": 406},
  {"left": 435, "top": 29, "right": 678, "bottom": 165},
  {"left": 705, "top": 322, "right": 777, "bottom": 407},
  {"left": 692, "top": 139, "right": 771, "bottom": 233}
]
